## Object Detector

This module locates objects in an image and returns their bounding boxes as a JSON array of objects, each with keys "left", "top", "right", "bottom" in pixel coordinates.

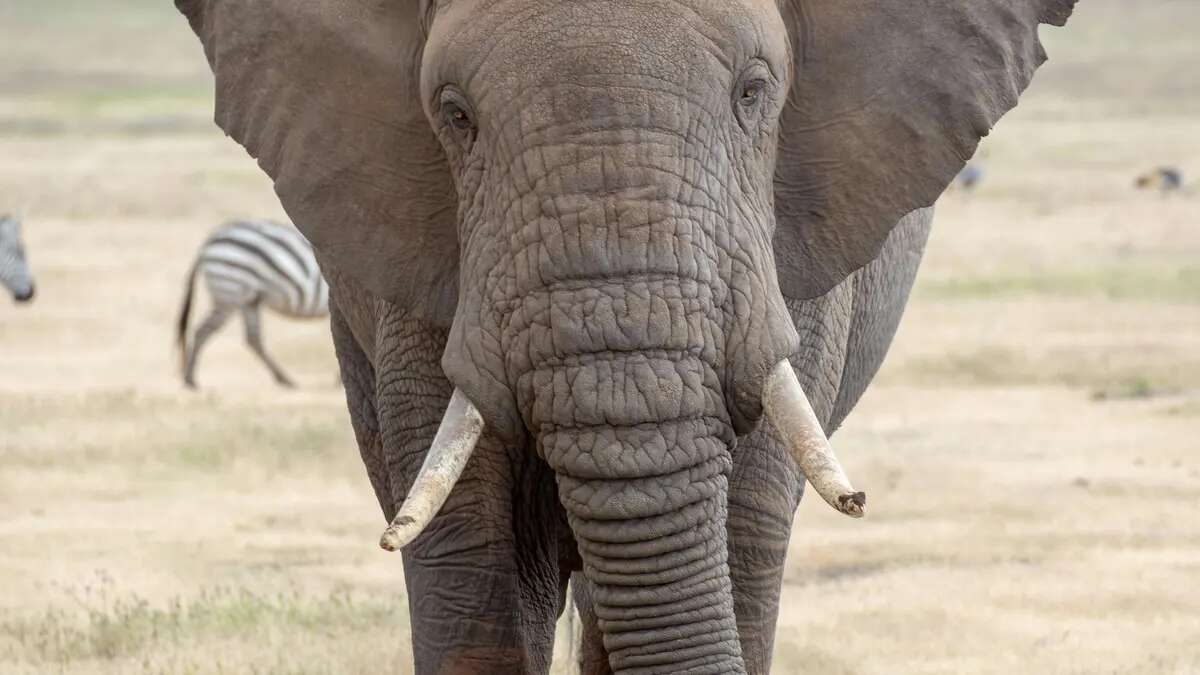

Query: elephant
[{"left": 177, "top": 0, "right": 1077, "bottom": 672}]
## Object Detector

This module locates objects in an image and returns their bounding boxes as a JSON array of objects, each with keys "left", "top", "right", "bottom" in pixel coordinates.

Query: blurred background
[{"left": 0, "top": 1, "right": 1197, "bottom": 673}]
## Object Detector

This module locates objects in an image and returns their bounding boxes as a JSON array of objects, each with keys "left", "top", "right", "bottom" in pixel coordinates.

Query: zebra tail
[{"left": 176, "top": 257, "right": 201, "bottom": 378}]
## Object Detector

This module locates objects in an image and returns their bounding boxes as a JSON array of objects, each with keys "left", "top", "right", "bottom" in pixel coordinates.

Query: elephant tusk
[
  {"left": 763, "top": 360, "right": 866, "bottom": 518},
  {"left": 378, "top": 388, "right": 485, "bottom": 552}
]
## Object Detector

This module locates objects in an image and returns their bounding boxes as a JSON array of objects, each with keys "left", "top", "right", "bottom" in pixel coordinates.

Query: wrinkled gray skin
[
  {"left": 0, "top": 215, "right": 35, "bottom": 304},
  {"left": 328, "top": 5, "right": 931, "bottom": 671},
  {"left": 326, "top": 209, "right": 929, "bottom": 674},
  {"left": 179, "top": 0, "right": 1074, "bottom": 671}
]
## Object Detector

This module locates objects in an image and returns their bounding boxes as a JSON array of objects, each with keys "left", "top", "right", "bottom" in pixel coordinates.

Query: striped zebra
[
  {"left": 177, "top": 218, "right": 329, "bottom": 389},
  {"left": 0, "top": 214, "right": 35, "bottom": 304}
]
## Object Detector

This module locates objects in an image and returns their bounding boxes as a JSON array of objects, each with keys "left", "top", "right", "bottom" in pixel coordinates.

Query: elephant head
[
  {"left": 0, "top": 215, "right": 34, "bottom": 304},
  {"left": 179, "top": 0, "right": 1074, "bottom": 670}
]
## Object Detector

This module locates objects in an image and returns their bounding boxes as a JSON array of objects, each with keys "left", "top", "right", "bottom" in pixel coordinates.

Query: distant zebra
[
  {"left": 0, "top": 214, "right": 35, "bottom": 304},
  {"left": 177, "top": 219, "right": 329, "bottom": 389},
  {"left": 1134, "top": 166, "right": 1183, "bottom": 194}
]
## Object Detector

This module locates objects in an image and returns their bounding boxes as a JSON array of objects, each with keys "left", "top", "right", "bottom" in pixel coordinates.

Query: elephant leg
[
  {"left": 241, "top": 303, "right": 296, "bottom": 388},
  {"left": 367, "top": 311, "right": 554, "bottom": 674},
  {"left": 336, "top": 300, "right": 526, "bottom": 671},
  {"left": 727, "top": 425, "right": 804, "bottom": 675},
  {"left": 400, "top": 465, "right": 519, "bottom": 672},
  {"left": 512, "top": 456, "right": 575, "bottom": 673},
  {"left": 333, "top": 287, "right": 569, "bottom": 673},
  {"left": 569, "top": 572, "right": 613, "bottom": 675},
  {"left": 719, "top": 214, "right": 928, "bottom": 672},
  {"left": 183, "top": 305, "right": 233, "bottom": 388},
  {"left": 403, "top": 445, "right": 568, "bottom": 675}
]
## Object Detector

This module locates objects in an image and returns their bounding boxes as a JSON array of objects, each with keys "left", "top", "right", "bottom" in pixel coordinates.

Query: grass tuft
[
  {"left": 0, "top": 575, "right": 407, "bottom": 673},
  {"left": 919, "top": 265, "right": 1200, "bottom": 303},
  {"left": 0, "top": 390, "right": 352, "bottom": 476},
  {"left": 1089, "top": 376, "right": 1183, "bottom": 402}
]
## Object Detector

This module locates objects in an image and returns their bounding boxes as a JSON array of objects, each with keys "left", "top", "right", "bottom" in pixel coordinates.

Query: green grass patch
[
  {"left": 891, "top": 347, "right": 1191, "bottom": 395},
  {"left": 918, "top": 265, "right": 1200, "bottom": 303},
  {"left": 1090, "top": 376, "right": 1178, "bottom": 402},
  {"left": 0, "top": 0, "right": 175, "bottom": 29},
  {"left": 0, "top": 89, "right": 214, "bottom": 138},
  {"left": 0, "top": 0, "right": 214, "bottom": 137},
  {"left": 169, "top": 415, "right": 348, "bottom": 472},
  {"left": 900, "top": 347, "right": 1030, "bottom": 387},
  {"left": 18, "top": 89, "right": 212, "bottom": 120}
]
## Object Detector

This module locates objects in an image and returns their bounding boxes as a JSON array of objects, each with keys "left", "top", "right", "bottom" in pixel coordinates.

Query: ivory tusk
[
  {"left": 379, "top": 388, "right": 485, "bottom": 551},
  {"left": 762, "top": 360, "right": 866, "bottom": 518}
]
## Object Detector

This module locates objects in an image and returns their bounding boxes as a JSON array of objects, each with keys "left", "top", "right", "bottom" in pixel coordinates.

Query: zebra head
[{"left": 0, "top": 215, "right": 35, "bottom": 303}]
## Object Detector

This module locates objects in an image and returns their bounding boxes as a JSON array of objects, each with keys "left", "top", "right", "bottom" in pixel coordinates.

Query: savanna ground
[{"left": 0, "top": 1, "right": 1197, "bottom": 673}]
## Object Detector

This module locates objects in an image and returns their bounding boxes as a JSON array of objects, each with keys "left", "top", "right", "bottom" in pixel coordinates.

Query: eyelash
[
  {"left": 740, "top": 80, "right": 766, "bottom": 107},
  {"left": 733, "top": 67, "right": 773, "bottom": 134},
  {"left": 445, "top": 103, "right": 472, "bottom": 130},
  {"left": 437, "top": 88, "right": 477, "bottom": 151}
]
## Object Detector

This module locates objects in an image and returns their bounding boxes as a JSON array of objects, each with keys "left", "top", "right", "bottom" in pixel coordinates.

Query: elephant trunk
[
  {"left": 532, "top": 349, "right": 746, "bottom": 673},
  {"left": 422, "top": 119, "right": 856, "bottom": 668}
]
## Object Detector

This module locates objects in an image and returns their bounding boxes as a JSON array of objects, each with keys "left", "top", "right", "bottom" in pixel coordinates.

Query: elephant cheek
[
  {"left": 441, "top": 310, "right": 526, "bottom": 447},
  {"left": 724, "top": 276, "right": 800, "bottom": 434}
]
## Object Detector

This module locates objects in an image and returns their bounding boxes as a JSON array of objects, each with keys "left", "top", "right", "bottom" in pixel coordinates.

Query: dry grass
[{"left": 1, "top": 0, "right": 1198, "bottom": 673}]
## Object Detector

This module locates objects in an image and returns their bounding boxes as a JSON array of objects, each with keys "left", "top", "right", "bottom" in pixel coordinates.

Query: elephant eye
[
  {"left": 445, "top": 104, "right": 473, "bottom": 131},
  {"left": 437, "top": 86, "right": 477, "bottom": 148},
  {"left": 739, "top": 80, "right": 765, "bottom": 108},
  {"left": 732, "top": 60, "right": 775, "bottom": 135}
]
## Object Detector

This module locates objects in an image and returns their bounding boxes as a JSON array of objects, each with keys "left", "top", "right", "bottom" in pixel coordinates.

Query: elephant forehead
[{"left": 424, "top": 0, "right": 782, "bottom": 103}]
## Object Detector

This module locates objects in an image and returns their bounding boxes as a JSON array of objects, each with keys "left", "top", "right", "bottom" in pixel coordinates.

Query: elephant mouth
[{"left": 377, "top": 359, "right": 864, "bottom": 553}]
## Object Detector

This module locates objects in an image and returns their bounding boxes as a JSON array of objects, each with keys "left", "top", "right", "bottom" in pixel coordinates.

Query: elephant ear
[
  {"left": 772, "top": 0, "right": 1076, "bottom": 299},
  {"left": 177, "top": 0, "right": 459, "bottom": 325}
]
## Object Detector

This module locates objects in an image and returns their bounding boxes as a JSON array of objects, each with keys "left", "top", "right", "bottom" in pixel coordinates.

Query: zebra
[
  {"left": 1134, "top": 166, "right": 1184, "bottom": 194},
  {"left": 0, "top": 214, "right": 35, "bottom": 304},
  {"left": 177, "top": 218, "right": 329, "bottom": 389}
]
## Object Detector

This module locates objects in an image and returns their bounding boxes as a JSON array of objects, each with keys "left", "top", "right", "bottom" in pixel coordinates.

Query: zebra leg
[
  {"left": 241, "top": 304, "right": 296, "bottom": 388},
  {"left": 184, "top": 306, "right": 233, "bottom": 389}
]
